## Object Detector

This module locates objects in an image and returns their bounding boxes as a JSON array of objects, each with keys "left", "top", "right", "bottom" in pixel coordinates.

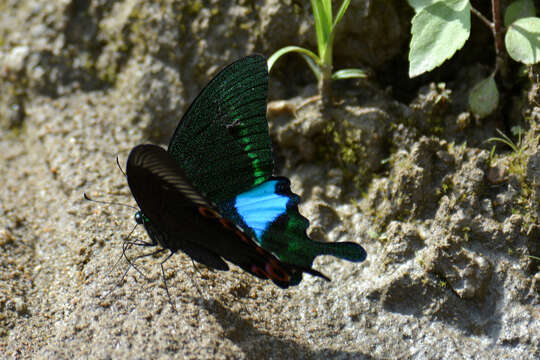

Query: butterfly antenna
[
  {"left": 160, "top": 252, "right": 177, "bottom": 312},
  {"left": 116, "top": 155, "right": 127, "bottom": 177},
  {"left": 83, "top": 192, "right": 138, "bottom": 211}
]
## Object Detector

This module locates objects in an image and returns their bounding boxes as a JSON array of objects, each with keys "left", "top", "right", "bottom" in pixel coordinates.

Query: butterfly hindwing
[
  {"left": 126, "top": 144, "right": 298, "bottom": 284},
  {"left": 127, "top": 145, "right": 215, "bottom": 249},
  {"left": 168, "top": 55, "right": 273, "bottom": 204},
  {"left": 219, "top": 177, "right": 367, "bottom": 285}
]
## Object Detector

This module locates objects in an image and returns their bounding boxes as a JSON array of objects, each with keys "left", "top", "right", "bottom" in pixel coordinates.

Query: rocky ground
[{"left": 0, "top": 1, "right": 538, "bottom": 359}]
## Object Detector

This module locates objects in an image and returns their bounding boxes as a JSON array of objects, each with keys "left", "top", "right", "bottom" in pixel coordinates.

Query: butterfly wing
[
  {"left": 126, "top": 144, "right": 310, "bottom": 286},
  {"left": 167, "top": 55, "right": 273, "bottom": 204},
  {"left": 127, "top": 144, "right": 229, "bottom": 270},
  {"left": 219, "top": 178, "right": 367, "bottom": 285},
  {"left": 166, "top": 55, "right": 366, "bottom": 284}
]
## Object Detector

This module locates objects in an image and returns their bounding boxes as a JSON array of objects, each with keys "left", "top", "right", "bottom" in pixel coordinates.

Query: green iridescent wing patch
[
  {"left": 218, "top": 177, "right": 367, "bottom": 285},
  {"left": 167, "top": 55, "right": 273, "bottom": 204}
]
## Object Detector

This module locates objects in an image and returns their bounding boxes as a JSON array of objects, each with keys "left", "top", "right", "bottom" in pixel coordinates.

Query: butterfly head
[{"left": 134, "top": 211, "right": 149, "bottom": 225}]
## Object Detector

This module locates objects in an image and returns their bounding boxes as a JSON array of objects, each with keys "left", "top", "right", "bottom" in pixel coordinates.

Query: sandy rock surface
[{"left": 1, "top": 1, "right": 538, "bottom": 359}]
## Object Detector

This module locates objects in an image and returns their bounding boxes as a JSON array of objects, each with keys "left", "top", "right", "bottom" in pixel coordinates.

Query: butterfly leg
[
  {"left": 102, "top": 248, "right": 166, "bottom": 300},
  {"left": 119, "top": 221, "right": 162, "bottom": 280},
  {"left": 123, "top": 238, "right": 158, "bottom": 247},
  {"left": 124, "top": 248, "right": 166, "bottom": 281},
  {"left": 114, "top": 222, "right": 160, "bottom": 281},
  {"left": 119, "top": 237, "right": 160, "bottom": 279},
  {"left": 105, "top": 224, "right": 139, "bottom": 280},
  {"left": 108, "top": 248, "right": 166, "bottom": 302},
  {"left": 160, "top": 251, "right": 177, "bottom": 312}
]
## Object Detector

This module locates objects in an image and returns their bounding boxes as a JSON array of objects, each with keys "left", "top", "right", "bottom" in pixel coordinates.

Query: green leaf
[
  {"left": 510, "top": 125, "right": 524, "bottom": 137},
  {"left": 300, "top": 54, "right": 323, "bottom": 80},
  {"left": 504, "top": 0, "right": 536, "bottom": 27},
  {"left": 321, "top": 0, "right": 332, "bottom": 22},
  {"left": 267, "top": 46, "right": 320, "bottom": 71},
  {"left": 469, "top": 76, "right": 499, "bottom": 118},
  {"left": 323, "top": 0, "right": 351, "bottom": 68},
  {"left": 333, "top": 0, "right": 351, "bottom": 29},
  {"left": 409, "top": 0, "right": 471, "bottom": 77},
  {"left": 267, "top": 46, "right": 322, "bottom": 79},
  {"left": 407, "top": 0, "right": 440, "bottom": 12},
  {"left": 487, "top": 129, "right": 519, "bottom": 153},
  {"left": 505, "top": 17, "right": 540, "bottom": 64},
  {"left": 311, "top": 0, "right": 332, "bottom": 59},
  {"left": 332, "top": 68, "right": 367, "bottom": 80}
]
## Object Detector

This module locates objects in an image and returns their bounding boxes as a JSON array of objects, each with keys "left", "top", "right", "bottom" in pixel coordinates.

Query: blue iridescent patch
[{"left": 234, "top": 180, "right": 289, "bottom": 241}]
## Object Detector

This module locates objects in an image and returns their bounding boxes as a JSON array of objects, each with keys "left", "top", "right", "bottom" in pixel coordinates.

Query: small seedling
[
  {"left": 486, "top": 127, "right": 526, "bottom": 156},
  {"left": 268, "top": 0, "right": 366, "bottom": 106}
]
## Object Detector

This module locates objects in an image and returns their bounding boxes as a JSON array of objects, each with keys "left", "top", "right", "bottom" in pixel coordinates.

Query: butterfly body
[{"left": 126, "top": 55, "right": 366, "bottom": 289}]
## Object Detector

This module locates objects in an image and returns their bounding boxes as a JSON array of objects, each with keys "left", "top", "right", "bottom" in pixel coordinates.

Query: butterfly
[{"left": 126, "top": 54, "right": 366, "bottom": 290}]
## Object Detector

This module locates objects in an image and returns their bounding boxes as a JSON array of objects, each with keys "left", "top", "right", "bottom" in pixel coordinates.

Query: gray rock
[
  {"left": 422, "top": 235, "right": 493, "bottom": 299},
  {"left": 1, "top": 1, "right": 538, "bottom": 359}
]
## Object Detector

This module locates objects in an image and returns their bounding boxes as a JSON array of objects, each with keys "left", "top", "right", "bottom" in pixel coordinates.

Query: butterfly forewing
[{"left": 167, "top": 55, "right": 274, "bottom": 204}]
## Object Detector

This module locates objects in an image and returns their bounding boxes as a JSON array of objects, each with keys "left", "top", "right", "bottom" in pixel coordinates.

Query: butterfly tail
[
  {"left": 271, "top": 266, "right": 331, "bottom": 289},
  {"left": 309, "top": 241, "right": 367, "bottom": 263}
]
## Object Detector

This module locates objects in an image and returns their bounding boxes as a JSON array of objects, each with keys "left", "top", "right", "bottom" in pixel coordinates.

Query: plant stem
[
  {"left": 470, "top": 6, "right": 492, "bottom": 29},
  {"left": 491, "top": 0, "right": 505, "bottom": 73},
  {"left": 319, "top": 64, "right": 332, "bottom": 107},
  {"left": 471, "top": 2, "right": 506, "bottom": 76}
]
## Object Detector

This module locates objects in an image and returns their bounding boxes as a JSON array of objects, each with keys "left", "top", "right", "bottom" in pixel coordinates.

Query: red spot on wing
[
  {"left": 219, "top": 218, "right": 235, "bottom": 231},
  {"left": 251, "top": 265, "right": 270, "bottom": 279},
  {"left": 236, "top": 231, "right": 251, "bottom": 244},
  {"left": 251, "top": 261, "right": 291, "bottom": 283},
  {"left": 198, "top": 207, "right": 220, "bottom": 218},
  {"left": 266, "top": 260, "right": 291, "bottom": 282},
  {"left": 197, "top": 205, "right": 292, "bottom": 284}
]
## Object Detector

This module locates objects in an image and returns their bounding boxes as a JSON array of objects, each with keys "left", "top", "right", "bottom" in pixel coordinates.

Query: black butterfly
[{"left": 124, "top": 55, "right": 366, "bottom": 296}]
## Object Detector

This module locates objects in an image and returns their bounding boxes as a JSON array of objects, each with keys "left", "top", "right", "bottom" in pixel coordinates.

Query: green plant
[
  {"left": 486, "top": 127, "right": 526, "bottom": 156},
  {"left": 486, "top": 127, "right": 532, "bottom": 180},
  {"left": 268, "top": 0, "right": 366, "bottom": 106},
  {"left": 407, "top": 0, "right": 540, "bottom": 118},
  {"left": 488, "top": 144, "right": 497, "bottom": 166}
]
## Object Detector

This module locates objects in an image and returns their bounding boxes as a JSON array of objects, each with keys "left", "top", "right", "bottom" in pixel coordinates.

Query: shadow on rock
[{"left": 200, "top": 298, "right": 374, "bottom": 360}]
